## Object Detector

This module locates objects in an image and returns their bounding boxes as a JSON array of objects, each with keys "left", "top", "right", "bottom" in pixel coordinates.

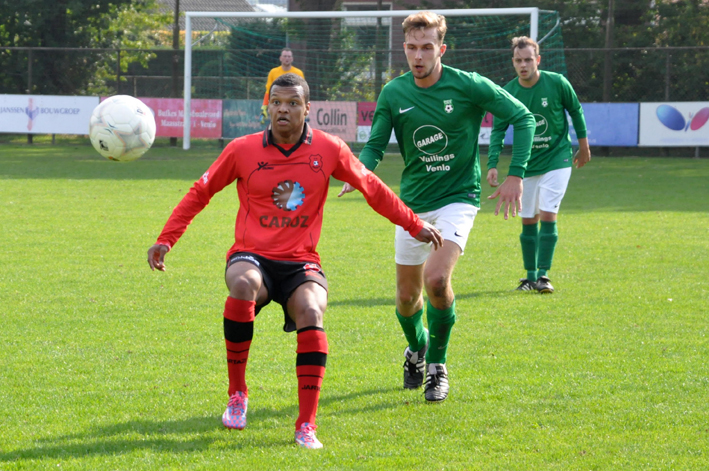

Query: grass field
[{"left": 1, "top": 142, "right": 708, "bottom": 470}]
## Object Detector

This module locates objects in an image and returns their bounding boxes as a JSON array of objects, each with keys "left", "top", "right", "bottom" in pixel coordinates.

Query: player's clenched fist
[{"left": 147, "top": 244, "right": 170, "bottom": 271}]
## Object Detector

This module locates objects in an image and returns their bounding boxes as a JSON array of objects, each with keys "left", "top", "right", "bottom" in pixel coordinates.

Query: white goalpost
[{"left": 182, "top": 8, "right": 540, "bottom": 149}]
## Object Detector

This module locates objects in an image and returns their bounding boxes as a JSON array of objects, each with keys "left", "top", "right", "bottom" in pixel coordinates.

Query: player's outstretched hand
[
  {"left": 487, "top": 175, "right": 523, "bottom": 220},
  {"left": 337, "top": 182, "right": 356, "bottom": 197},
  {"left": 147, "top": 244, "right": 170, "bottom": 271},
  {"left": 574, "top": 147, "right": 591, "bottom": 169},
  {"left": 487, "top": 168, "right": 499, "bottom": 187},
  {"left": 414, "top": 222, "right": 444, "bottom": 250}
]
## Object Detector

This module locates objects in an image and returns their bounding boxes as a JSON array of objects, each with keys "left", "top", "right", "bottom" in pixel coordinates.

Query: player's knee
[
  {"left": 396, "top": 286, "right": 422, "bottom": 308},
  {"left": 229, "top": 274, "right": 260, "bottom": 299},
  {"left": 294, "top": 306, "right": 324, "bottom": 328},
  {"left": 424, "top": 273, "right": 450, "bottom": 299}
]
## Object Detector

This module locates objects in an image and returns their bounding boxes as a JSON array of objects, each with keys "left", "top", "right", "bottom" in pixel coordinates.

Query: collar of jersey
[{"left": 263, "top": 123, "right": 313, "bottom": 157}]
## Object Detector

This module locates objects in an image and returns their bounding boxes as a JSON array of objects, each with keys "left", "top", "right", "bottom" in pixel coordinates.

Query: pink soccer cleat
[
  {"left": 294, "top": 422, "right": 323, "bottom": 449},
  {"left": 222, "top": 391, "right": 248, "bottom": 430}
]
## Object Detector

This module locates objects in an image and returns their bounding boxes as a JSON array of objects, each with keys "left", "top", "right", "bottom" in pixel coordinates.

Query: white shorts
[
  {"left": 395, "top": 202, "right": 478, "bottom": 266},
  {"left": 521, "top": 167, "right": 572, "bottom": 219}
]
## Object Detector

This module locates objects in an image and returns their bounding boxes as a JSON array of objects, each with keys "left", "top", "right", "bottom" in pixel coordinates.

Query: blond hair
[
  {"left": 402, "top": 11, "right": 447, "bottom": 43},
  {"left": 511, "top": 36, "right": 540, "bottom": 56}
]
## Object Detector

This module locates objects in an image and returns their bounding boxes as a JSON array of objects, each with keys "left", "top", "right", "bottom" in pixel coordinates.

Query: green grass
[{"left": 1, "top": 142, "right": 708, "bottom": 470}]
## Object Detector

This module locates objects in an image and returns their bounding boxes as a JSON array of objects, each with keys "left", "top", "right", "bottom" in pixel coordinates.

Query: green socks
[
  {"left": 397, "top": 301, "right": 457, "bottom": 364},
  {"left": 520, "top": 221, "right": 559, "bottom": 279},
  {"left": 426, "top": 300, "right": 456, "bottom": 364},
  {"left": 520, "top": 223, "right": 539, "bottom": 281},
  {"left": 396, "top": 308, "right": 427, "bottom": 352},
  {"left": 538, "top": 220, "right": 558, "bottom": 277}
]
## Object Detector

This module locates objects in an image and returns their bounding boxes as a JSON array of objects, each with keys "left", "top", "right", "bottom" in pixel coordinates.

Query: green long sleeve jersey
[
  {"left": 487, "top": 70, "right": 587, "bottom": 177},
  {"left": 359, "top": 65, "right": 534, "bottom": 213}
]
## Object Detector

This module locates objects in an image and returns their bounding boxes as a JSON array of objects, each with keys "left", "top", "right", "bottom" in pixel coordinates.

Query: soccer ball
[{"left": 89, "top": 95, "right": 156, "bottom": 161}]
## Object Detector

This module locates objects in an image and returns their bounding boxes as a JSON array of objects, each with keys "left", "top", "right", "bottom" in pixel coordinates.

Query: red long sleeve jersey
[{"left": 156, "top": 125, "right": 424, "bottom": 264}]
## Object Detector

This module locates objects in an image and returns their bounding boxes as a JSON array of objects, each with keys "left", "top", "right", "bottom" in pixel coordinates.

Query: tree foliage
[
  {"left": 402, "top": 0, "right": 709, "bottom": 101},
  {"left": 86, "top": 0, "right": 172, "bottom": 95},
  {"left": 0, "top": 0, "right": 171, "bottom": 95}
]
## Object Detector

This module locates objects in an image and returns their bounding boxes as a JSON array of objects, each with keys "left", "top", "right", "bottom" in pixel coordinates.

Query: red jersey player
[{"left": 147, "top": 73, "right": 442, "bottom": 449}]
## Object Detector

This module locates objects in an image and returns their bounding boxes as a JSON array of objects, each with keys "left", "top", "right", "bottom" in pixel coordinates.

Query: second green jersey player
[
  {"left": 339, "top": 11, "right": 534, "bottom": 403},
  {"left": 487, "top": 36, "right": 591, "bottom": 294}
]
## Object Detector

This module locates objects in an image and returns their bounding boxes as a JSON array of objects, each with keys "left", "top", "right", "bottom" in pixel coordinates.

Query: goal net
[{"left": 182, "top": 8, "right": 566, "bottom": 148}]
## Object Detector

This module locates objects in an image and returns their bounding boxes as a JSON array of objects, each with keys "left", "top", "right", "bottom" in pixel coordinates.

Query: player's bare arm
[
  {"left": 487, "top": 168, "right": 499, "bottom": 187},
  {"left": 147, "top": 244, "right": 170, "bottom": 271},
  {"left": 487, "top": 175, "right": 523, "bottom": 220},
  {"left": 414, "top": 222, "right": 444, "bottom": 250},
  {"left": 574, "top": 137, "right": 591, "bottom": 169}
]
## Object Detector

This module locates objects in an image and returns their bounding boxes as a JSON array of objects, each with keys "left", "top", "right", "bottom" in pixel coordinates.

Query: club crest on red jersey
[{"left": 309, "top": 154, "right": 323, "bottom": 172}]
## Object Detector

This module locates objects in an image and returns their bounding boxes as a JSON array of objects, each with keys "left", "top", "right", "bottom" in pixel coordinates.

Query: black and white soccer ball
[{"left": 89, "top": 95, "right": 156, "bottom": 161}]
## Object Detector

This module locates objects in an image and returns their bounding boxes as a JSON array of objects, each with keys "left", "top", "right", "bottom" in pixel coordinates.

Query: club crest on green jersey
[
  {"left": 444, "top": 99, "right": 454, "bottom": 113},
  {"left": 542, "top": 97, "right": 548, "bottom": 107}
]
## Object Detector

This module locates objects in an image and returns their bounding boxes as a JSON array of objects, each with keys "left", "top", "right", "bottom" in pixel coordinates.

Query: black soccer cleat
[
  {"left": 403, "top": 337, "right": 428, "bottom": 389},
  {"left": 535, "top": 276, "right": 554, "bottom": 294},
  {"left": 424, "top": 363, "right": 449, "bottom": 402},
  {"left": 515, "top": 278, "right": 537, "bottom": 291}
]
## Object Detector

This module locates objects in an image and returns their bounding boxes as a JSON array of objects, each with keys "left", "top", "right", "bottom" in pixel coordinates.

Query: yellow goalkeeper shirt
[{"left": 263, "top": 65, "right": 305, "bottom": 105}]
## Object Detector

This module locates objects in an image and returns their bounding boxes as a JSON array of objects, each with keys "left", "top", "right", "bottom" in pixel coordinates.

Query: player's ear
[
  {"left": 536, "top": 54, "right": 541, "bottom": 65},
  {"left": 304, "top": 102, "right": 310, "bottom": 116},
  {"left": 440, "top": 43, "right": 447, "bottom": 56}
]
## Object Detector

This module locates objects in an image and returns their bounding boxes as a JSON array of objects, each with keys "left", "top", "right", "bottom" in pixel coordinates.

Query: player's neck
[
  {"left": 271, "top": 125, "right": 304, "bottom": 145},
  {"left": 518, "top": 70, "right": 540, "bottom": 88},
  {"left": 414, "top": 62, "right": 443, "bottom": 88},
  {"left": 281, "top": 64, "right": 292, "bottom": 71}
]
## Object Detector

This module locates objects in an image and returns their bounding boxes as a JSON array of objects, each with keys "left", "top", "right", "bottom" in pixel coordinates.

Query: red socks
[
  {"left": 295, "top": 327, "right": 328, "bottom": 429},
  {"left": 223, "top": 297, "right": 255, "bottom": 397},
  {"left": 223, "top": 297, "right": 328, "bottom": 429}
]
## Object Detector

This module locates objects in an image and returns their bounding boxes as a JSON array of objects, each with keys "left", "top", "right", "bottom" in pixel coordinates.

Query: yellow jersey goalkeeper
[{"left": 261, "top": 48, "right": 305, "bottom": 123}]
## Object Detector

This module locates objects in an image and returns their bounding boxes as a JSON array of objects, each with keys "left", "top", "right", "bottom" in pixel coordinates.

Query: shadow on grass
[
  {"left": 0, "top": 387, "right": 398, "bottom": 463},
  {"left": 328, "top": 290, "right": 511, "bottom": 308}
]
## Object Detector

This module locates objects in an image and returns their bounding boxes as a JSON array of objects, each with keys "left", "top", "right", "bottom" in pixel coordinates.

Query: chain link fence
[{"left": 2, "top": 46, "right": 708, "bottom": 103}]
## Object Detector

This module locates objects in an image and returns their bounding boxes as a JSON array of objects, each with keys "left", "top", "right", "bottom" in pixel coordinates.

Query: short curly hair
[{"left": 270, "top": 73, "right": 310, "bottom": 102}]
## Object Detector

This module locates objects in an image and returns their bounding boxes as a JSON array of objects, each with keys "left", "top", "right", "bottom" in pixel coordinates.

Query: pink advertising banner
[
  {"left": 357, "top": 102, "right": 376, "bottom": 126},
  {"left": 138, "top": 98, "right": 222, "bottom": 138}
]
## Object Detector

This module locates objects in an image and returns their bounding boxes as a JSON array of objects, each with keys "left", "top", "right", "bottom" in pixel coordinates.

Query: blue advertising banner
[
  {"left": 503, "top": 103, "right": 639, "bottom": 147},
  {"left": 222, "top": 99, "right": 267, "bottom": 139}
]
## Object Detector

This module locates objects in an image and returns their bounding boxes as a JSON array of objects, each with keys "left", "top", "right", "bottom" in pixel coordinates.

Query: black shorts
[{"left": 226, "top": 252, "right": 328, "bottom": 333}]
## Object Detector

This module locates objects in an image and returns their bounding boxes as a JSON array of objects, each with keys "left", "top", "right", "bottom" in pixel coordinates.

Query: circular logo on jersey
[
  {"left": 272, "top": 180, "right": 305, "bottom": 211},
  {"left": 413, "top": 125, "right": 448, "bottom": 155},
  {"left": 533, "top": 114, "right": 548, "bottom": 136}
]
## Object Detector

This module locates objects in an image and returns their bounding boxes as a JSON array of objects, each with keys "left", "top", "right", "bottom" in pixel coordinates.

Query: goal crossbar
[{"left": 182, "top": 8, "right": 540, "bottom": 149}]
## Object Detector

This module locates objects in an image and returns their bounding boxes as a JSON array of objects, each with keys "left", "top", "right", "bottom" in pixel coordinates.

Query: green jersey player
[
  {"left": 487, "top": 36, "right": 591, "bottom": 294},
  {"left": 339, "top": 11, "right": 534, "bottom": 402}
]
